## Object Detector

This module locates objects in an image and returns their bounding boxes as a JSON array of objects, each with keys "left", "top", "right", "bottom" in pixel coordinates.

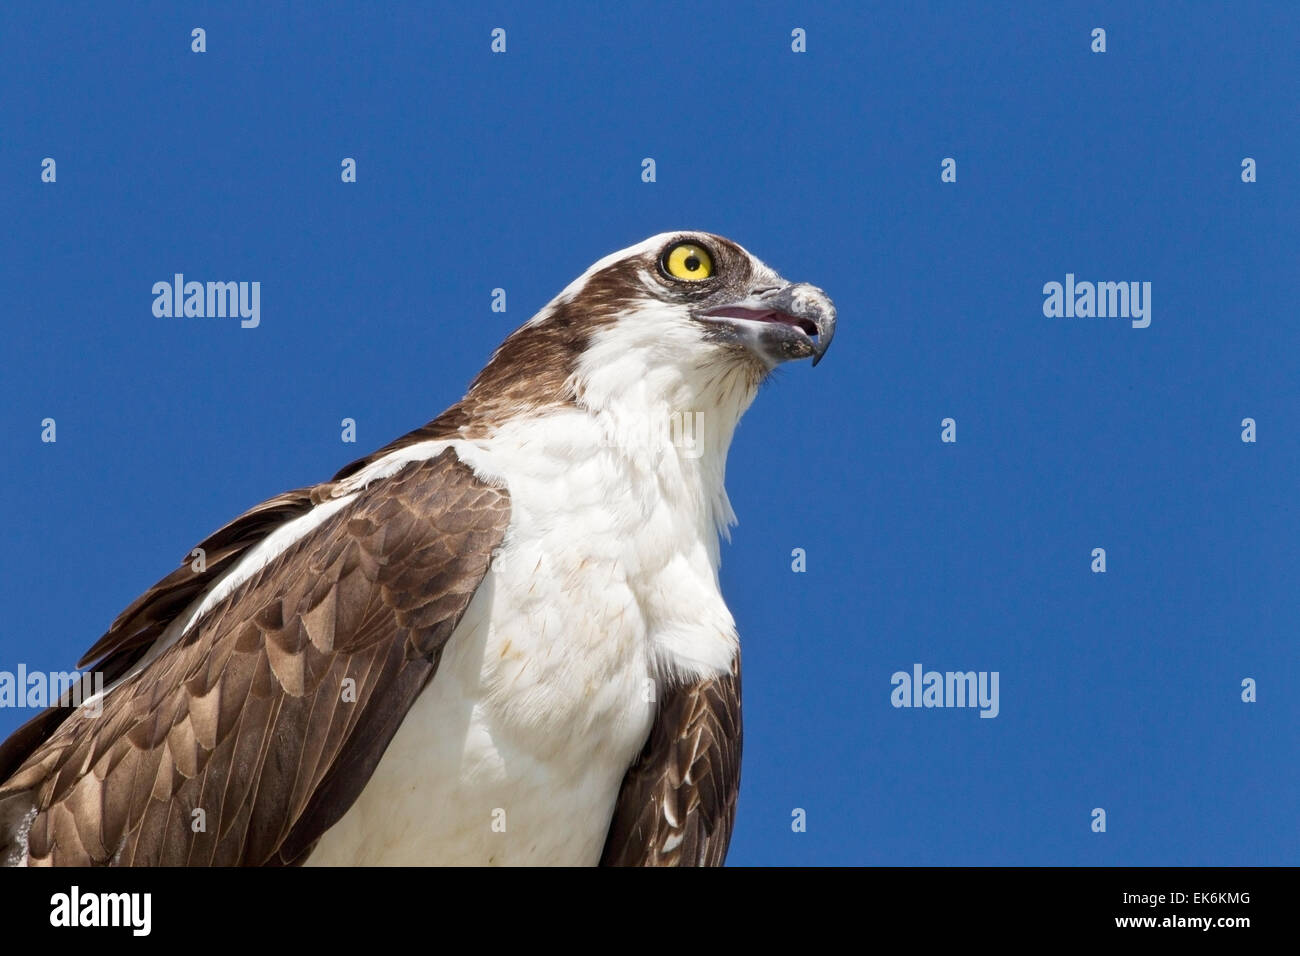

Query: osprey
[{"left": 0, "top": 231, "right": 836, "bottom": 866}]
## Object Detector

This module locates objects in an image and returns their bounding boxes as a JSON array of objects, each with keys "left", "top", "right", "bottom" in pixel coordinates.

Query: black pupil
[{"left": 684, "top": 255, "right": 700, "bottom": 272}]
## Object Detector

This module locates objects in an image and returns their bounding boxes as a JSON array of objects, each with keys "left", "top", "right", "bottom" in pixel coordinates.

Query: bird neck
[{"left": 571, "top": 347, "right": 763, "bottom": 544}]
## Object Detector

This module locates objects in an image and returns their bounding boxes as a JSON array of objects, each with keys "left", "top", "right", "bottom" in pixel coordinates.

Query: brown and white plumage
[
  {"left": 1, "top": 451, "right": 509, "bottom": 865},
  {"left": 601, "top": 659, "right": 742, "bottom": 866},
  {"left": 0, "top": 231, "right": 835, "bottom": 866}
]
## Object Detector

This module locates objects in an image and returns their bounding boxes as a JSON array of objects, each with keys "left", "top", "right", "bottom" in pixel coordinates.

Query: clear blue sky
[{"left": 1, "top": 2, "right": 1295, "bottom": 865}]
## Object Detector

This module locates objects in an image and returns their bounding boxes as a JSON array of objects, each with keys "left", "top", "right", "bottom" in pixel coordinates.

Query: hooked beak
[{"left": 695, "top": 282, "right": 837, "bottom": 367}]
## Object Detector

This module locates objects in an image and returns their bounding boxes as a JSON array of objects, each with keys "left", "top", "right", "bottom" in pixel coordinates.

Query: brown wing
[
  {"left": 76, "top": 486, "right": 330, "bottom": 672},
  {"left": 600, "top": 656, "right": 742, "bottom": 867},
  {"left": 0, "top": 486, "right": 327, "bottom": 823},
  {"left": 0, "top": 448, "right": 509, "bottom": 866}
]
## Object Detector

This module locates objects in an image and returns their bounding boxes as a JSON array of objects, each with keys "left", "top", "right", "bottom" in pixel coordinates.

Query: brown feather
[
  {"left": 600, "top": 656, "right": 742, "bottom": 866},
  {"left": 0, "top": 449, "right": 509, "bottom": 866}
]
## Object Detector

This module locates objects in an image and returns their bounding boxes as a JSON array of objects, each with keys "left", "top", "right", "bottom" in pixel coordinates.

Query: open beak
[{"left": 696, "top": 282, "right": 837, "bottom": 367}]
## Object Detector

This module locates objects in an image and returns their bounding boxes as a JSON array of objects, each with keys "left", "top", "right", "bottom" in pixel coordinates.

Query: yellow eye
[{"left": 663, "top": 242, "right": 714, "bottom": 281}]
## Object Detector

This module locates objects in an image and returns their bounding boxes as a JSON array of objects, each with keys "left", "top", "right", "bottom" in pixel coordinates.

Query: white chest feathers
[{"left": 307, "top": 412, "right": 740, "bottom": 865}]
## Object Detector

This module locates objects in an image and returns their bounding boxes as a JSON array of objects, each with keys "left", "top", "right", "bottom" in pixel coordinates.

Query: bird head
[
  {"left": 552, "top": 230, "right": 836, "bottom": 373},
  {"left": 454, "top": 232, "right": 836, "bottom": 455}
]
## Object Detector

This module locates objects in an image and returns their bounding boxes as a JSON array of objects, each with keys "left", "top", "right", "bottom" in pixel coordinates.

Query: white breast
[{"left": 306, "top": 410, "right": 739, "bottom": 866}]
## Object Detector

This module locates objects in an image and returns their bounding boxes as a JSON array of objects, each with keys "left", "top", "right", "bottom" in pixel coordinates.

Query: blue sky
[{"left": 1, "top": 2, "right": 1296, "bottom": 865}]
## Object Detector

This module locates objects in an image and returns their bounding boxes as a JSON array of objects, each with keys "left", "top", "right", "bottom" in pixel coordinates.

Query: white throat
[{"left": 570, "top": 302, "right": 762, "bottom": 544}]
